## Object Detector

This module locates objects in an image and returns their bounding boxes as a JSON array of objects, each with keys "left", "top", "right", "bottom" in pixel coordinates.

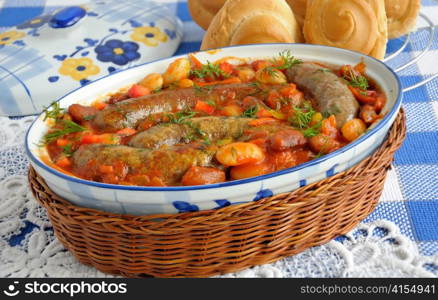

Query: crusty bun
[
  {"left": 188, "top": 0, "right": 227, "bottom": 30},
  {"left": 286, "top": 0, "right": 307, "bottom": 27},
  {"left": 303, "top": 0, "right": 388, "bottom": 60},
  {"left": 201, "top": 0, "right": 303, "bottom": 50},
  {"left": 385, "top": 0, "right": 420, "bottom": 39},
  {"left": 368, "top": 0, "right": 388, "bottom": 60}
]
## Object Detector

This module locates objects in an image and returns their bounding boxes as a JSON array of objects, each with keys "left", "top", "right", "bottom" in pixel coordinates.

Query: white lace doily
[{"left": 0, "top": 116, "right": 437, "bottom": 278}]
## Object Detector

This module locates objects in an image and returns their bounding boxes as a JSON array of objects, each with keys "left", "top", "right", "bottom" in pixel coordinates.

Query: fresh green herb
[
  {"left": 314, "top": 152, "right": 324, "bottom": 159},
  {"left": 61, "top": 144, "right": 74, "bottom": 157},
  {"left": 166, "top": 109, "right": 214, "bottom": 144},
  {"left": 248, "top": 82, "right": 268, "bottom": 97},
  {"left": 301, "top": 121, "right": 322, "bottom": 138},
  {"left": 263, "top": 66, "right": 281, "bottom": 78},
  {"left": 249, "top": 81, "right": 262, "bottom": 89},
  {"left": 190, "top": 61, "right": 229, "bottom": 79},
  {"left": 193, "top": 84, "right": 214, "bottom": 95},
  {"left": 241, "top": 105, "right": 259, "bottom": 118},
  {"left": 274, "top": 50, "right": 302, "bottom": 70},
  {"left": 289, "top": 102, "right": 316, "bottom": 129},
  {"left": 83, "top": 115, "right": 95, "bottom": 121},
  {"left": 202, "top": 136, "right": 211, "bottom": 145},
  {"left": 41, "top": 120, "right": 85, "bottom": 145},
  {"left": 318, "top": 68, "right": 332, "bottom": 73},
  {"left": 193, "top": 84, "right": 203, "bottom": 95},
  {"left": 321, "top": 110, "right": 331, "bottom": 118},
  {"left": 183, "top": 132, "right": 196, "bottom": 142},
  {"left": 43, "top": 102, "right": 65, "bottom": 121},
  {"left": 344, "top": 68, "right": 369, "bottom": 90},
  {"left": 166, "top": 109, "right": 197, "bottom": 124},
  {"left": 205, "top": 99, "right": 216, "bottom": 107}
]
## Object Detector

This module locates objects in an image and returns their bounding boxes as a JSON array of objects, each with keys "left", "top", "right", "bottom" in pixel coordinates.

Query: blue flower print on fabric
[
  {"left": 48, "top": 76, "right": 59, "bottom": 83},
  {"left": 94, "top": 39, "right": 140, "bottom": 66},
  {"left": 253, "top": 189, "right": 273, "bottom": 201},
  {"left": 173, "top": 201, "right": 199, "bottom": 213}
]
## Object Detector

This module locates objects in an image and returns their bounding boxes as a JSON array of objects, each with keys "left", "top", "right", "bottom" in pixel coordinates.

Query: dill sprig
[
  {"left": 190, "top": 61, "right": 229, "bottom": 79},
  {"left": 344, "top": 68, "right": 369, "bottom": 90},
  {"left": 262, "top": 66, "right": 282, "bottom": 78},
  {"left": 241, "top": 106, "right": 259, "bottom": 118},
  {"left": 289, "top": 102, "right": 315, "bottom": 129},
  {"left": 62, "top": 144, "right": 74, "bottom": 157},
  {"left": 166, "top": 109, "right": 197, "bottom": 124},
  {"left": 248, "top": 81, "right": 269, "bottom": 97},
  {"left": 166, "top": 109, "right": 211, "bottom": 144},
  {"left": 205, "top": 98, "right": 216, "bottom": 107},
  {"left": 41, "top": 120, "right": 85, "bottom": 144},
  {"left": 274, "top": 50, "right": 302, "bottom": 70},
  {"left": 193, "top": 84, "right": 214, "bottom": 95},
  {"left": 43, "top": 102, "right": 65, "bottom": 121},
  {"left": 301, "top": 121, "right": 322, "bottom": 138}
]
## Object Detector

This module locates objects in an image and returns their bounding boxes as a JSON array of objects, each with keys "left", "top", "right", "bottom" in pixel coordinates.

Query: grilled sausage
[
  {"left": 92, "top": 83, "right": 260, "bottom": 132},
  {"left": 129, "top": 116, "right": 251, "bottom": 149},
  {"left": 72, "top": 143, "right": 218, "bottom": 185},
  {"left": 286, "top": 62, "right": 359, "bottom": 128}
]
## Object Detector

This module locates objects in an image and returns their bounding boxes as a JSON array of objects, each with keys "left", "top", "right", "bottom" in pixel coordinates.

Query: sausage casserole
[{"left": 40, "top": 51, "right": 387, "bottom": 187}]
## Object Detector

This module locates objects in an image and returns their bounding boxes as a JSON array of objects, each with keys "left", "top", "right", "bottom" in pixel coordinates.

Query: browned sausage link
[
  {"left": 286, "top": 62, "right": 359, "bottom": 128},
  {"left": 240, "top": 124, "right": 307, "bottom": 150},
  {"left": 72, "top": 144, "right": 218, "bottom": 185},
  {"left": 129, "top": 117, "right": 252, "bottom": 149},
  {"left": 91, "top": 83, "right": 260, "bottom": 132}
]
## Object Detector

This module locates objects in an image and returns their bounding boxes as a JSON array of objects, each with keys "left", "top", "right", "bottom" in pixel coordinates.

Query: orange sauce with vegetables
[{"left": 40, "top": 51, "right": 386, "bottom": 186}]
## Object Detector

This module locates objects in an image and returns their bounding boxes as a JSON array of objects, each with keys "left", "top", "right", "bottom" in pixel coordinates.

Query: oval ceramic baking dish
[{"left": 26, "top": 44, "right": 402, "bottom": 215}]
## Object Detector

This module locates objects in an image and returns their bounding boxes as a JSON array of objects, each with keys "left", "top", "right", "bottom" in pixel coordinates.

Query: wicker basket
[{"left": 29, "top": 110, "right": 406, "bottom": 278}]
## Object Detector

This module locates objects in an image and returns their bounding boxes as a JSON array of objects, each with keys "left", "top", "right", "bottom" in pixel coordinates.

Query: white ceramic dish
[{"left": 25, "top": 44, "right": 402, "bottom": 215}]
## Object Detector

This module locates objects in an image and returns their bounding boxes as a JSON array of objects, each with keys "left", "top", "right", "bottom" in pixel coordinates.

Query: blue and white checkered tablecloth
[{"left": 0, "top": 0, "right": 438, "bottom": 275}]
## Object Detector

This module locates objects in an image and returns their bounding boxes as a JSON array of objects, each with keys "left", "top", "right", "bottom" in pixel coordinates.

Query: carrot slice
[
  {"left": 80, "top": 134, "right": 103, "bottom": 144},
  {"left": 188, "top": 53, "right": 203, "bottom": 69},
  {"left": 99, "top": 165, "right": 114, "bottom": 174},
  {"left": 128, "top": 84, "right": 150, "bottom": 98},
  {"left": 116, "top": 128, "right": 137, "bottom": 136},
  {"left": 195, "top": 100, "right": 215, "bottom": 114},
  {"left": 248, "top": 117, "right": 278, "bottom": 126},
  {"left": 196, "top": 77, "right": 241, "bottom": 86},
  {"left": 56, "top": 138, "right": 69, "bottom": 147},
  {"left": 93, "top": 101, "right": 107, "bottom": 110},
  {"left": 348, "top": 86, "right": 377, "bottom": 104}
]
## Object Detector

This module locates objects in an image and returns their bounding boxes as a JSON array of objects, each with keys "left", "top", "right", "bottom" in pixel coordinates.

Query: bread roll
[
  {"left": 286, "top": 0, "right": 308, "bottom": 27},
  {"left": 368, "top": 0, "right": 388, "bottom": 59},
  {"left": 201, "top": 0, "right": 303, "bottom": 50},
  {"left": 188, "top": 0, "right": 227, "bottom": 30},
  {"left": 303, "top": 0, "right": 388, "bottom": 60},
  {"left": 385, "top": 0, "right": 420, "bottom": 39}
]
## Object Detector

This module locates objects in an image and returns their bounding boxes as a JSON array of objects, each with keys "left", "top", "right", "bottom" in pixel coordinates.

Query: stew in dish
[{"left": 40, "top": 51, "right": 386, "bottom": 186}]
